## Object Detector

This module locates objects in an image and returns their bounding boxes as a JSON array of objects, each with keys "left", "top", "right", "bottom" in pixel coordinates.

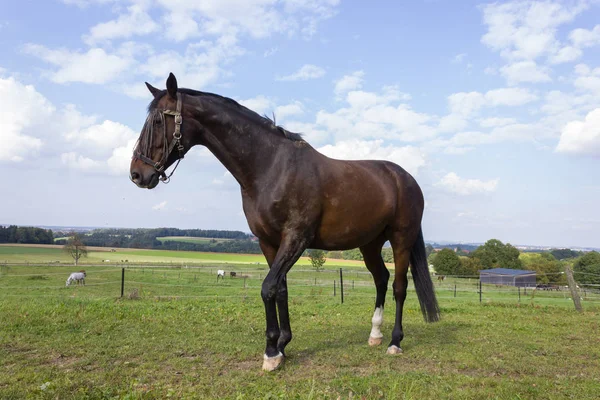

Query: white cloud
[
  {"left": 480, "top": 1, "right": 587, "bottom": 61},
  {"left": 238, "top": 95, "right": 274, "bottom": 115},
  {"left": 446, "top": 87, "right": 538, "bottom": 118},
  {"left": 500, "top": 61, "right": 551, "bottom": 84},
  {"left": 0, "top": 75, "right": 136, "bottom": 174},
  {"left": 23, "top": 45, "right": 133, "bottom": 84},
  {"left": 62, "top": 0, "right": 116, "bottom": 7},
  {"left": 131, "top": 35, "right": 245, "bottom": 94},
  {"left": 264, "top": 47, "right": 278, "bottom": 57},
  {"left": 573, "top": 64, "right": 600, "bottom": 96},
  {"left": 569, "top": 25, "right": 600, "bottom": 48},
  {"left": 556, "top": 108, "right": 600, "bottom": 156},
  {"left": 0, "top": 77, "right": 52, "bottom": 162},
  {"left": 281, "top": 121, "right": 330, "bottom": 146},
  {"left": 452, "top": 53, "right": 467, "bottom": 63},
  {"left": 155, "top": 0, "right": 339, "bottom": 41},
  {"left": 317, "top": 140, "right": 426, "bottom": 177},
  {"left": 277, "top": 64, "right": 325, "bottom": 81},
  {"left": 275, "top": 101, "right": 304, "bottom": 120},
  {"left": 64, "top": 120, "right": 137, "bottom": 152},
  {"left": 334, "top": 70, "right": 364, "bottom": 97},
  {"left": 484, "top": 87, "right": 538, "bottom": 106},
  {"left": 448, "top": 92, "right": 486, "bottom": 116},
  {"left": 60, "top": 152, "right": 102, "bottom": 171},
  {"left": 152, "top": 201, "right": 168, "bottom": 210},
  {"left": 478, "top": 117, "right": 518, "bottom": 128},
  {"left": 84, "top": 4, "right": 159, "bottom": 44},
  {"left": 549, "top": 45, "right": 582, "bottom": 64},
  {"left": 107, "top": 139, "right": 137, "bottom": 175},
  {"left": 436, "top": 172, "right": 499, "bottom": 195}
]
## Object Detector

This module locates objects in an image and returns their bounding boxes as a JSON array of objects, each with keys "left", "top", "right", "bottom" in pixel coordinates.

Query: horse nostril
[{"left": 131, "top": 171, "right": 141, "bottom": 182}]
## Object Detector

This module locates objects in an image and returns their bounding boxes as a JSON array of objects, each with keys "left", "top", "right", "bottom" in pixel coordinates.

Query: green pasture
[
  {"left": 1, "top": 247, "right": 600, "bottom": 399},
  {"left": 0, "top": 245, "right": 366, "bottom": 268},
  {"left": 1, "top": 263, "right": 599, "bottom": 399}
]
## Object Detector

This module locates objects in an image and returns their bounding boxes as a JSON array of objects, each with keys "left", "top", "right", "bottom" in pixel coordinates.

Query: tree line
[
  {"left": 0, "top": 225, "right": 54, "bottom": 244},
  {"left": 428, "top": 239, "right": 599, "bottom": 286},
  {"left": 53, "top": 227, "right": 262, "bottom": 254}
]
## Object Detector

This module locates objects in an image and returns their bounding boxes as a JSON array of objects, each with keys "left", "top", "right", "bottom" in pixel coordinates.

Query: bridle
[{"left": 133, "top": 93, "right": 185, "bottom": 184}]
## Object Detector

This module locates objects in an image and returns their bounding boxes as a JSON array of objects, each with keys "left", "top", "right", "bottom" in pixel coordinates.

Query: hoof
[
  {"left": 262, "top": 352, "right": 285, "bottom": 371},
  {"left": 368, "top": 336, "right": 383, "bottom": 346},
  {"left": 386, "top": 345, "right": 403, "bottom": 355}
]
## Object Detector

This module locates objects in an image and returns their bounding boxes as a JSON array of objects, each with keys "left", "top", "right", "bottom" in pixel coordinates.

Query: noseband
[{"left": 133, "top": 93, "right": 184, "bottom": 183}]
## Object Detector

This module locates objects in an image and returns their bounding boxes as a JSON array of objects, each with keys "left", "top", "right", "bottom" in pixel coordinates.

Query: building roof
[{"left": 479, "top": 268, "right": 536, "bottom": 276}]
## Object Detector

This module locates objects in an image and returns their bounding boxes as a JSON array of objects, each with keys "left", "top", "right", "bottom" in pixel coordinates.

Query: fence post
[
  {"left": 518, "top": 287, "right": 521, "bottom": 302},
  {"left": 121, "top": 267, "right": 125, "bottom": 298},
  {"left": 479, "top": 281, "right": 482, "bottom": 303},
  {"left": 454, "top": 284, "right": 456, "bottom": 298},
  {"left": 334, "top": 280, "right": 336, "bottom": 297},
  {"left": 565, "top": 266, "right": 583, "bottom": 312},
  {"left": 339, "top": 268, "right": 344, "bottom": 304}
]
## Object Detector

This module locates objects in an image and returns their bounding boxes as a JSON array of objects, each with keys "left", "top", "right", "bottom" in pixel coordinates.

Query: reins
[{"left": 133, "top": 93, "right": 184, "bottom": 183}]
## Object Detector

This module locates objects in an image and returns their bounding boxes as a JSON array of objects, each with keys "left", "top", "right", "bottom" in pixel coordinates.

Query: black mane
[{"left": 148, "top": 88, "right": 304, "bottom": 142}]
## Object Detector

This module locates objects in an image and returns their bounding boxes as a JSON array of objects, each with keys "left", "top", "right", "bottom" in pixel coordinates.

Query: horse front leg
[{"left": 260, "top": 235, "right": 308, "bottom": 371}]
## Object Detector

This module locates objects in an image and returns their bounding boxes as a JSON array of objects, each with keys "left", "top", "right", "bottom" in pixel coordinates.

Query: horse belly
[{"left": 313, "top": 204, "right": 392, "bottom": 250}]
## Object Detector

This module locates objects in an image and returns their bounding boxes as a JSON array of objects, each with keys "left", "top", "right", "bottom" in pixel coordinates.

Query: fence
[{"left": 1, "top": 263, "right": 599, "bottom": 310}]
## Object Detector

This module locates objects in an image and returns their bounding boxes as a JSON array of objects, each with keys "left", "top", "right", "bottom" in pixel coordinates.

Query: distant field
[
  {"left": 156, "top": 236, "right": 235, "bottom": 244},
  {"left": 0, "top": 244, "right": 366, "bottom": 268}
]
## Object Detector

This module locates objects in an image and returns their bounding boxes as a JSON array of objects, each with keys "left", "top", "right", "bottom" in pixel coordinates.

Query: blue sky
[{"left": 1, "top": 0, "right": 599, "bottom": 248}]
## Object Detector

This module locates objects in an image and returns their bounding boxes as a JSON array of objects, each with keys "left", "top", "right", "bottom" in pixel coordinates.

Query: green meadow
[{"left": 1, "top": 245, "right": 599, "bottom": 399}]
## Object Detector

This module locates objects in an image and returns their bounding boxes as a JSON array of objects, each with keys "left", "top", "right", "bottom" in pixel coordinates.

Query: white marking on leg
[
  {"left": 368, "top": 306, "right": 384, "bottom": 345},
  {"left": 370, "top": 306, "right": 384, "bottom": 339}
]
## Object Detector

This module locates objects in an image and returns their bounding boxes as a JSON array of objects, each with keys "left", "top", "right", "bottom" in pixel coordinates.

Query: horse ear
[
  {"left": 166, "top": 72, "right": 178, "bottom": 99},
  {"left": 145, "top": 82, "right": 161, "bottom": 98}
]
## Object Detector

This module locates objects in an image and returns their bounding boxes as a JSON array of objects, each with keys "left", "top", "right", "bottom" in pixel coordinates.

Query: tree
[
  {"left": 64, "top": 233, "right": 88, "bottom": 266},
  {"left": 550, "top": 248, "right": 582, "bottom": 260},
  {"left": 470, "top": 239, "right": 522, "bottom": 270},
  {"left": 432, "top": 248, "right": 461, "bottom": 275},
  {"left": 308, "top": 249, "right": 326, "bottom": 272},
  {"left": 425, "top": 244, "right": 434, "bottom": 258},
  {"left": 573, "top": 251, "right": 600, "bottom": 285},
  {"left": 521, "top": 253, "right": 565, "bottom": 284},
  {"left": 458, "top": 256, "right": 483, "bottom": 277}
]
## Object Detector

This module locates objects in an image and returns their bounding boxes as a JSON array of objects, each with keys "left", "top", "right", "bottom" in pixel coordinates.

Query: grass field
[
  {"left": 0, "top": 244, "right": 366, "bottom": 268},
  {"left": 1, "top": 258, "right": 600, "bottom": 399}
]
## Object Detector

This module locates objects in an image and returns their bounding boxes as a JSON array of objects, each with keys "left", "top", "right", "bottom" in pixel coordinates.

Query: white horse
[
  {"left": 217, "top": 270, "right": 225, "bottom": 281},
  {"left": 66, "top": 271, "right": 86, "bottom": 286}
]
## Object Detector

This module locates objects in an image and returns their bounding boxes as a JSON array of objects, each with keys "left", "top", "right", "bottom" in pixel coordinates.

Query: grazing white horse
[
  {"left": 217, "top": 270, "right": 225, "bottom": 281},
  {"left": 66, "top": 271, "right": 86, "bottom": 286}
]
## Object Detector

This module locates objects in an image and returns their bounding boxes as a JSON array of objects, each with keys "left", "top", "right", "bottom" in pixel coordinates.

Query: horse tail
[{"left": 410, "top": 227, "right": 440, "bottom": 323}]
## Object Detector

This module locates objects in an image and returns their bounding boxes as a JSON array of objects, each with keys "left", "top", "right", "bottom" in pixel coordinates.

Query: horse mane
[{"left": 148, "top": 88, "right": 304, "bottom": 142}]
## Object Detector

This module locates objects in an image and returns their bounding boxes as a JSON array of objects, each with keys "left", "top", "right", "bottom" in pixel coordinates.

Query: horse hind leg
[
  {"left": 359, "top": 235, "right": 390, "bottom": 347},
  {"left": 386, "top": 232, "right": 413, "bottom": 355}
]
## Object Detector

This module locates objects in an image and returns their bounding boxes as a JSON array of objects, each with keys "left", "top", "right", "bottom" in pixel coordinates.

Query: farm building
[{"left": 479, "top": 268, "right": 536, "bottom": 287}]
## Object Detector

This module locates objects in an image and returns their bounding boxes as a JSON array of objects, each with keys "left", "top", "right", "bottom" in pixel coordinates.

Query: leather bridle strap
[{"left": 134, "top": 93, "right": 185, "bottom": 183}]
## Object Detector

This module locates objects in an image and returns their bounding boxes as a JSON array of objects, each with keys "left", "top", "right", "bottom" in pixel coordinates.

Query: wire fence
[{"left": 1, "top": 263, "right": 599, "bottom": 308}]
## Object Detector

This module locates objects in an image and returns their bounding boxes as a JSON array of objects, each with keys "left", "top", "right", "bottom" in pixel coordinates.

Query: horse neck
[{"left": 190, "top": 98, "right": 288, "bottom": 192}]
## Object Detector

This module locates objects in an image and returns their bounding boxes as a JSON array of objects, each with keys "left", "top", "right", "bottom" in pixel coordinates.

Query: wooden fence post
[
  {"left": 121, "top": 267, "right": 125, "bottom": 298},
  {"left": 339, "top": 268, "right": 344, "bottom": 304},
  {"left": 565, "top": 266, "right": 583, "bottom": 312}
]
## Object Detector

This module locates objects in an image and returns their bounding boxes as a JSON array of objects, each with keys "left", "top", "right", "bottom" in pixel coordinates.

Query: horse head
[{"left": 130, "top": 73, "right": 194, "bottom": 189}]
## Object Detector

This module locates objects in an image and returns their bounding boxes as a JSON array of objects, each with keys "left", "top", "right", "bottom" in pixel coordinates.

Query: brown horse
[{"left": 130, "top": 73, "right": 439, "bottom": 371}]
